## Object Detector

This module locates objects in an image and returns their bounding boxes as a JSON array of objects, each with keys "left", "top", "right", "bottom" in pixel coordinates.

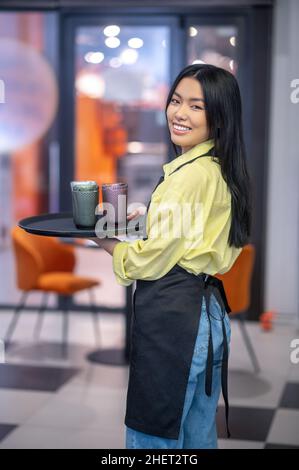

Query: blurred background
[{"left": 0, "top": 0, "right": 298, "bottom": 450}]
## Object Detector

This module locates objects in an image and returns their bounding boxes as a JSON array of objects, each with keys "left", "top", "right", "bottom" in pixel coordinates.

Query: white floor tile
[
  {"left": 229, "top": 321, "right": 296, "bottom": 380},
  {"left": 267, "top": 409, "right": 299, "bottom": 446},
  {"left": 287, "top": 363, "right": 299, "bottom": 383},
  {"left": 0, "top": 424, "right": 125, "bottom": 449},
  {"left": 218, "top": 438, "right": 264, "bottom": 449},
  {"left": 25, "top": 387, "right": 127, "bottom": 431},
  {"left": 0, "top": 389, "right": 52, "bottom": 424},
  {"left": 58, "top": 364, "right": 129, "bottom": 393}
]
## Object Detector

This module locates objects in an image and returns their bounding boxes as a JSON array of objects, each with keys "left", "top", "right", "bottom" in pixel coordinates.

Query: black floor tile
[
  {"left": 265, "top": 443, "right": 299, "bottom": 449},
  {"left": 279, "top": 382, "right": 299, "bottom": 409},
  {"left": 7, "top": 341, "right": 93, "bottom": 363},
  {"left": 0, "top": 424, "right": 18, "bottom": 442},
  {"left": 217, "top": 406, "right": 275, "bottom": 441},
  {"left": 0, "top": 363, "right": 80, "bottom": 392}
]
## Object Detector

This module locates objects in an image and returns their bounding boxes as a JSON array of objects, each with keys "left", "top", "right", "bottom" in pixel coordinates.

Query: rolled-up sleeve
[
  {"left": 112, "top": 239, "right": 149, "bottom": 286},
  {"left": 112, "top": 232, "right": 185, "bottom": 286}
]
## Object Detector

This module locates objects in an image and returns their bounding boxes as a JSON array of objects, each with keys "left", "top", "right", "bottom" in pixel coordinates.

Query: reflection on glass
[
  {"left": 0, "top": 12, "right": 58, "bottom": 249},
  {"left": 0, "top": 11, "right": 58, "bottom": 306},
  {"left": 75, "top": 25, "right": 170, "bottom": 207},
  {"left": 187, "top": 25, "right": 238, "bottom": 75}
]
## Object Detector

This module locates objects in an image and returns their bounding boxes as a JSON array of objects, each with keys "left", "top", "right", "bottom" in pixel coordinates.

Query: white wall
[{"left": 265, "top": 0, "right": 299, "bottom": 318}]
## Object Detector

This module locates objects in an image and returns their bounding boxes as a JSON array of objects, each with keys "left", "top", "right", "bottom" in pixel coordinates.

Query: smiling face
[{"left": 166, "top": 77, "right": 210, "bottom": 154}]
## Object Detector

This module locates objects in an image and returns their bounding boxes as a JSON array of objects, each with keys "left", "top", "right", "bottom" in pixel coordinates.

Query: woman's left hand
[{"left": 88, "top": 236, "right": 121, "bottom": 256}]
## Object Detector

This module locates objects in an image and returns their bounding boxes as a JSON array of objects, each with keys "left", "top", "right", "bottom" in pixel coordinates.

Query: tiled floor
[{"left": 0, "top": 307, "right": 298, "bottom": 449}]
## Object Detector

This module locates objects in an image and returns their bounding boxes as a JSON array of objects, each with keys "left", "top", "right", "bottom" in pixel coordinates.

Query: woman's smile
[{"left": 172, "top": 122, "right": 193, "bottom": 135}]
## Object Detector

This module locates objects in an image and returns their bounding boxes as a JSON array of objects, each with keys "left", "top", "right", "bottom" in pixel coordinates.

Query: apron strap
[
  {"left": 221, "top": 317, "right": 231, "bottom": 438},
  {"left": 204, "top": 275, "right": 231, "bottom": 313},
  {"left": 168, "top": 148, "right": 215, "bottom": 177},
  {"left": 145, "top": 175, "right": 165, "bottom": 213},
  {"left": 204, "top": 288, "right": 214, "bottom": 397},
  {"left": 203, "top": 275, "right": 231, "bottom": 438}
]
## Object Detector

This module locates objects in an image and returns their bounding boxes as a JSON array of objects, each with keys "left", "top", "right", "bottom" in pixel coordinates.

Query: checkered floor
[{"left": 0, "top": 309, "right": 298, "bottom": 449}]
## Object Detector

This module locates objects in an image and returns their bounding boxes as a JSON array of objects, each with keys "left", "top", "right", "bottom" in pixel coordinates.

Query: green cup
[{"left": 70, "top": 180, "right": 99, "bottom": 228}]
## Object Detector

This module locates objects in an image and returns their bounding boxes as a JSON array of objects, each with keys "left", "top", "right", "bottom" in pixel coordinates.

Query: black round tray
[{"left": 18, "top": 212, "right": 145, "bottom": 238}]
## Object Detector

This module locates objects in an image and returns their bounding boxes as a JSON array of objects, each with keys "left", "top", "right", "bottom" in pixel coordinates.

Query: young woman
[{"left": 90, "top": 64, "right": 252, "bottom": 449}]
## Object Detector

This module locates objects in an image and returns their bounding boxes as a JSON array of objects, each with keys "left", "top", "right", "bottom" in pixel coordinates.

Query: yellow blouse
[{"left": 112, "top": 139, "right": 242, "bottom": 286}]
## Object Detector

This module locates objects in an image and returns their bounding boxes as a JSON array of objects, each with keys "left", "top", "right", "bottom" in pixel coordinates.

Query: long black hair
[{"left": 165, "top": 63, "right": 252, "bottom": 248}]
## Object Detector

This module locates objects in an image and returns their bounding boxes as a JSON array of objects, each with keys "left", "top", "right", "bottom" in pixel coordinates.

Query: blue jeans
[{"left": 125, "top": 292, "right": 231, "bottom": 449}]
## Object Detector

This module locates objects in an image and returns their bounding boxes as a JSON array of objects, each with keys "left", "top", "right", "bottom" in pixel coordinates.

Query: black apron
[{"left": 125, "top": 149, "right": 231, "bottom": 440}]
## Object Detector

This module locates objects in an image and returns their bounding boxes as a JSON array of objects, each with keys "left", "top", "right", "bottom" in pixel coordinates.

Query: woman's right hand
[{"left": 127, "top": 206, "right": 146, "bottom": 221}]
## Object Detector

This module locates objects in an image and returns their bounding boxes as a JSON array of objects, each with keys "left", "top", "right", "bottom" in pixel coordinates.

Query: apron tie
[{"left": 203, "top": 275, "right": 231, "bottom": 438}]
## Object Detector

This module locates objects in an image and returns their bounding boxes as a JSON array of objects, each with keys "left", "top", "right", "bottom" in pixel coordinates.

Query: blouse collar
[{"left": 163, "top": 139, "right": 215, "bottom": 178}]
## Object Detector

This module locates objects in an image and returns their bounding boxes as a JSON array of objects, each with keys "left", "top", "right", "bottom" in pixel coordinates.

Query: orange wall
[{"left": 75, "top": 94, "right": 128, "bottom": 203}]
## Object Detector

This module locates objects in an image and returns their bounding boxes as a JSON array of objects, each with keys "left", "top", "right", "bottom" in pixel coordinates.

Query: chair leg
[
  {"left": 62, "top": 308, "right": 69, "bottom": 345},
  {"left": 57, "top": 295, "right": 71, "bottom": 358},
  {"left": 89, "top": 288, "right": 101, "bottom": 345},
  {"left": 33, "top": 292, "right": 49, "bottom": 341},
  {"left": 238, "top": 317, "right": 261, "bottom": 374},
  {"left": 4, "top": 291, "right": 30, "bottom": 344},
  {"left": 61, "top": 307, "right": 69, "bottom": 359}
]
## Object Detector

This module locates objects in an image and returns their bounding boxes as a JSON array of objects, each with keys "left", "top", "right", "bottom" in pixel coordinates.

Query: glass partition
[{"left": 74, "top": 24, "right": 171, "bottom": 208}]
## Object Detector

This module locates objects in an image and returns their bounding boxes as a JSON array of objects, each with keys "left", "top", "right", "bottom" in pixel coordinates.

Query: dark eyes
[{"left": 170, "top": 98, "right": 203, "bottom": 110}]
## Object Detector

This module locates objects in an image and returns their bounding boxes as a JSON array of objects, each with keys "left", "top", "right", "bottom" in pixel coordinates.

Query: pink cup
[{"left": 101, "top": 182, "right": 128, "bottom": 225}]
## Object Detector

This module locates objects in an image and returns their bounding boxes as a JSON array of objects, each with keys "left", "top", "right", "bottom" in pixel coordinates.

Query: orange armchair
[
  {"left": 6, "top": 226, "right": 102, "bottom": 347},
  {"left": 215, "top": 244, "right": 260, "bottom": 373}
]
